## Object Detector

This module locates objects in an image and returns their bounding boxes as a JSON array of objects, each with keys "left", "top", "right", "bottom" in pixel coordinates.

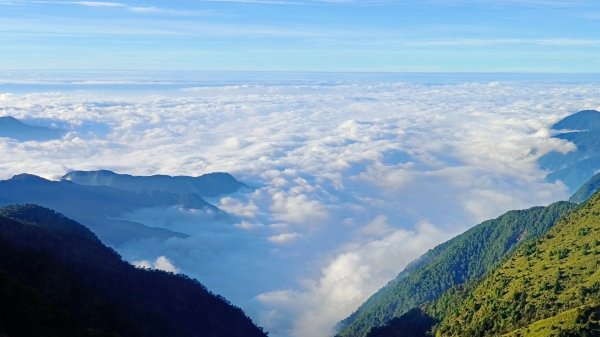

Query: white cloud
[
  {"left": 406, "top": 38, "right": 600, "bottom": 47},
  {"left": 200, "top": 0, "right": 371, "bottom": 4},
  {"left": 356, "top": 162, "right": 416, "bottom": 190},
  {"left": 235, "top": 220, "right": 265, "bottom": 230},
  {"left": 268, "top": 232, "right": 302, "bottom": 244},
  {"left": 2, "top": 78, "right": 599, "bottom": 337},
  {"left": 270, "top": 191, "right": 329, "bottom": 225},
  {"left": 73, "top": 1, "right": 124, "bottom": 7},
  {"left": 134, "top": 255, "right": 179, "bottom": 273},
  {"left": 257, "top": 220, "right": 449, "bottom": 337},
  {"left": 154, "top": 255, "right": 179, "bottom": 273},
  {"left": 359, "top": 215, "right": 394, "bottom": 238},
  {"left": 133, "top": 259, "right": 152, "bottom": 269},
  {"left": 220, "top": 196, "right": 260, "bottom": 217},
  {"left": 30, "top": 0, "right": 208, "bottom": 16}
]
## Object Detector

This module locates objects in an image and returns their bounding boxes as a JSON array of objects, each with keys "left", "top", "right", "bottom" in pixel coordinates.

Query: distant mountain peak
[
  {"left": 0, "top": 115, "right": 63, "bottom": 141},
  {"left": 0, "top": 203, "right": 96, "bottom": 239},
  {"left": 0, "top": 174, "right": 198, "bottom": 245},
  {"left": 538, "top": 109, "right": 600, "bottom": 193},
  {"left": 92, "top": 169, "right": 119, "bottom": 175},
  {"left": 3, "top": 203, "right": 56, "bottom": 215},
  {"left": 11, "top": 173, "right": 50, "bottom": 182},
  {"left": 552, "top": 109, "right": 600, "bottom": 131},
  {"left": 62, "top": 169, "right": 248, "bottom": 197},
  {"left": 0, "top": 115, "right": 22, "bottom": 124}
]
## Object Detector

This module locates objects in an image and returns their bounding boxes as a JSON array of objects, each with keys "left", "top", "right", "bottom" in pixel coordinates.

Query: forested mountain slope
[
  {"left": 348, "top": 145, "right": 600, "bottom": 337},
  {"left": 337, "top": 201, "right": 575, "bottom": 337},
  {"left": 437, "top": 190, "right": 600, "bottom": 336},
  {"left": 0, "top": 204, "right": 267, "bottom": 337}
]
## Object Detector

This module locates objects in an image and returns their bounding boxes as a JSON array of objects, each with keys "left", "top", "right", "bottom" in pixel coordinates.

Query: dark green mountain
[
  {"left": 62, "top": 170, "right": 248, "bottom": 197},
  {"left": 361, "top": 281, "right": 475, "bottom": 337},
  {"left": 0, "top": 204, "right": 267, "bottom": 337},
  {"left": 337, "top": 201, "right": 575, "bottom": 337},
  {"left": 0, "top": 174, "right": 225, "bottom": 246},
  {"left": 437, "top": 189, "right": 600, "bottom": 337},
  {"left": 364, "top": 308, "right": 438, "bottom": 337},
  {"left": 538, "top": 110, "right": 600, "bottom": 193},
  {"left": 0, "top": 115, "right": 63, "bottom": 141}
]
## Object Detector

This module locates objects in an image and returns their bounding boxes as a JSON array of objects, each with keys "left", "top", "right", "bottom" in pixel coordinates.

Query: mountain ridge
[
  {"left": 0, "top": 115, "right": 63, "bottom": 141},
  {"left": 352, "top": 165, "right": 600, "bottom": 337},
  {"left": 0, "top": 174, "right": 229, "bottom": 245},
  {"left": 337, "top": 201, "right": 576, "bottom": 337},
  {"left": 437, "top": 188, "right": 600, "bottom": 336},
  {"left": 62, "top": 169, "right": 249, "bottom": 197},
  {"left": 538, "top": 109, "right": 600, "bottom": 193},
  {"left": 0, "top": 204, "right": 268, "bottom": 337},
  {"left": 569, "top": 171, "right": 600, "bottom": 204}
]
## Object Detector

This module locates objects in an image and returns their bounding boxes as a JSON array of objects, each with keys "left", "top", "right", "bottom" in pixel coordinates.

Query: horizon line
[{"left": 2, "top": 69, "right": 600, "bottom": 74}]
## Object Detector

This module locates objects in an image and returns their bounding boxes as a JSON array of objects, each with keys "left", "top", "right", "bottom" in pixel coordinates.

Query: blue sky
[{"left": 1, "top": 0, "right": 600, "bottom": 72}]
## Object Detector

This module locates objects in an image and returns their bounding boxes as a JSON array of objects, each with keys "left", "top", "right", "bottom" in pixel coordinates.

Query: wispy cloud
[
  {"left": 200, "top": 0, "right": 382, "bottom": 5},
  {"left": 28, "top": 0, "right": 210, "bottom": 16},
  {"left": 0, "top": 0, "right": 28, "bottom": 4},
  {"left": 268, "top": 232, "right": 302, "bottom": 244},
  {"left": 427, "top": 0, "right": 591, "bottom": 7},
  {"left": 73, "top": 1, "right": 123, "bottom": 7},
  {"left": 202, "top": 0, "right": 301, "bottom": 4},
  {"left": 406, "top": 38, "right": 600, "bottom": 47}
]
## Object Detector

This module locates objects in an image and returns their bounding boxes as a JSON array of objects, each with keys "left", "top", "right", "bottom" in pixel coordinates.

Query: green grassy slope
[
  {"left": 502, "top": 304, "right": 600, "bottom": 337},
  {"left": 437, "top": 191, "right": 600, "bottom": 337}
]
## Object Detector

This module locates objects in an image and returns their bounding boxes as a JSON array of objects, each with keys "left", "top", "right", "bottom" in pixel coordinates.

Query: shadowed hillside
[
  {"left": 0, "top": 174, "right": 227, "bottom": 246},
  {"left": 0, "top": 204, "right": 268, "bottom": 337},
  {"left": 63, "top": 170, "right": 248, "bottom": 197}
]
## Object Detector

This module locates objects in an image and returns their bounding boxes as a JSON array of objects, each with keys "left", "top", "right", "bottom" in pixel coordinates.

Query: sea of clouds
[{"left": 1, "top": 76, "right": 599, "bottom": 337}]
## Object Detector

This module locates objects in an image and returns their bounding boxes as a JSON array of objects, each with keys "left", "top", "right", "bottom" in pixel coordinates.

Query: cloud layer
[{"left": 1, "top": 77, "right": 599, "bottom": 337}]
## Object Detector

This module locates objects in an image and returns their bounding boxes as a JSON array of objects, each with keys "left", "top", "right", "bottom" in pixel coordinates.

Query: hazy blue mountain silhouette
[
  {"left": 0, "top": 116, "right": 63, "bottom": 141},
  {"left": 0, "top": 204, "right": 268, "bottom": 337},
  {"left": 0, "top": 174, "right": 226, "bottom": 246},
  {"left": 538, "top": 110, "right": 600, "bottom": 193},
  {"left": 552, "top": 109, "right": 600, "bottom": 130},
  {"left": 63, "top": 170, "right": 248, "bottom": 197},
  {"left": 569, "top": 171, "right": 600, "bottom": 203}
]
